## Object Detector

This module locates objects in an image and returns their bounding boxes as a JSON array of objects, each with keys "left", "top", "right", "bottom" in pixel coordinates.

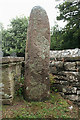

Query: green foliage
[
  {"left": 0, "top": 23, "right": 3, "bottom": 49},
  {"left": 51, "top": 1, "right": 80, "bottom": 50},
  {"left": 49, "top": 74, "right": 58, "bottom": 92},
  {"left": 3, "top": 92, "right": 78, "bottom": 118},
  {"left": 49, "top": 73, "right": 55, "bottom": 84},
  {"left": 15, "top": 76, "right": 24, "bottom": 96},
  {"left": 2, "top": 16, "right": 29, "bottom": 57},
  {"left": 50, "top": 24, "right": 64, "bottom": 50},
  {"left": 2, "top": 1, "right": 80, "bottom": 53}
]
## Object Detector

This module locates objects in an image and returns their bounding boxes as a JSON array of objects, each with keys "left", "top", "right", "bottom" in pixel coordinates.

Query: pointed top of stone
[
  {"left": 30, "top": 6, "right": 48, "bottom": 19},
  {"left": 32, "top": 6, "right": 45, "bottom": 11}
]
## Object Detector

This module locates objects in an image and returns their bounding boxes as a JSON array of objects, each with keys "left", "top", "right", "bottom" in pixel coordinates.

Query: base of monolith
[{"left": 24, "top": 84, "right": 50, "bottom": 101}]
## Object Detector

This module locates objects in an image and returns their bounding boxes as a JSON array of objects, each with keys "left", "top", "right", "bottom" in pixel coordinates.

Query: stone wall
[
  {"left": 0, "top": 57, "right": 24, "bottom": 104},
  {"left": 1, "top": 48, "right": 80, "bottom": 105},
  {"left": 50, "top": 48, "right": 80, "bottom": 106}
]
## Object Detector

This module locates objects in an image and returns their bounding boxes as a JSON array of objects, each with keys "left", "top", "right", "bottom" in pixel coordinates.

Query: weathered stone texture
[
  {"left": 50, "top": 49, "right": 80, "bottom": 106},
  {"left": 25, "top": 6, "right": 50, "bottom": 101},
  {"left": 50, "top": 48, "right": 80, "bottom": 58},
  {"left": 0, "top": 57, "right": 24, "bottom": 104},
  {"left": 64, "top": 62, "right": 76, "bottom": 71}
]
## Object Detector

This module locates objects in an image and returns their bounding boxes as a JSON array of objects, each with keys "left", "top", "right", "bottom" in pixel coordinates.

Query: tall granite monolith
[{"left": 24, "top": 6, "right": 50, "bottom": 101}]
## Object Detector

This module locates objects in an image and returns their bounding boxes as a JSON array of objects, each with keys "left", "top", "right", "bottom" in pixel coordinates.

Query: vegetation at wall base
[
  {"left": 2, "top": 73, "right": 78, "bottom": 119},
  {"left": 14, "top": 75, "right": 24, "bottom": 96},
  {"left": 2, "top": 92, "right": 78, "bottom": 119}
]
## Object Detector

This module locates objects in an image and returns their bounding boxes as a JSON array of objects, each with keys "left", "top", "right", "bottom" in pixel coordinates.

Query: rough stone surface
[
  {"left": 50, "top": 48, "right": 80, "bottom": 58},
  {"left": 50, "top": 49, "right": 80, "bottom": 106},
  {"left": 64, "top": 62, "right": 76, "bottom": 71},
  {"left": 0, "top": 57, "right": 24, "bottom": 104},
  {"left": 24, "top": 6, "right": 50, "bottom": 101},
  {"left": 0, "top": 57, "right": 24, "bottom": 64}
]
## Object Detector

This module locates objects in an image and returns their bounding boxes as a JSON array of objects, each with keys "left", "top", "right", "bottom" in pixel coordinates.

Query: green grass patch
[{"left": 2, "top": 92, "right": 78, "bottom": 119}]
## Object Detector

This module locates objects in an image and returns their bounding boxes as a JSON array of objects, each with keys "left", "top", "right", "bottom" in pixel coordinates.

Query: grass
[{"left": 2, "top": 92, "right": 78, "bottom": 119}]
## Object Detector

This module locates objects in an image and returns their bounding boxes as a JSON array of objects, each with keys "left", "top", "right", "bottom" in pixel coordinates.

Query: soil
[{"left": 2, "top": 92, "right": 79, "bottom": 119}]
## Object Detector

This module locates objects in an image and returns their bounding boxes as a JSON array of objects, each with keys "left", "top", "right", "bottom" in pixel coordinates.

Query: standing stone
[{"left": 24, "top": 6, "right": 50, "bottom": 101}]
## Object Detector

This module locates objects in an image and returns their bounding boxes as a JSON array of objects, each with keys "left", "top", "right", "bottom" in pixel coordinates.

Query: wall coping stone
[
  {"left": 0, "top": 57, "right": 24, "bottom": 64},
  {"left": 50, "top": 48, "right": 80, "bottom": 58}
]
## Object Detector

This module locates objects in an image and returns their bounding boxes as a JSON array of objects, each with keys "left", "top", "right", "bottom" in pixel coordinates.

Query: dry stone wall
[
  {"left": 0, "top": 57, "right": 24, "bottom": 104},
  {"left": 1, "top": 48, "right": 80, "bottom": 105},
  {"left": 50, "top": 48, "right": 80, "bottom": 106}
]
